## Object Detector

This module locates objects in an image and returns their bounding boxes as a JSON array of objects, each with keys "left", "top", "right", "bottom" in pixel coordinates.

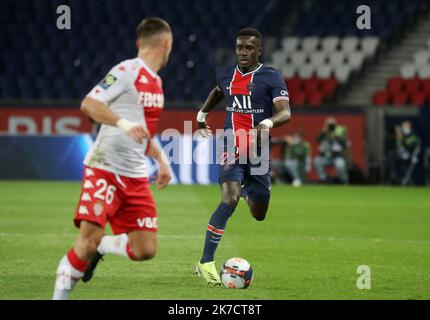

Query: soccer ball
[{"left": 220, "top": 257, "right": 253, "bottom": 289}]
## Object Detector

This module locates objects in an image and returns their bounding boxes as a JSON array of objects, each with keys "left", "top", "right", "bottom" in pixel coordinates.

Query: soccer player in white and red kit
[{"left": 52, "top": 18, "right": 173, "bottom": 300}]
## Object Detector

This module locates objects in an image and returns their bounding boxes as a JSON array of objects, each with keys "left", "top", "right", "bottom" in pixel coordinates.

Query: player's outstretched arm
[
  {"left": 81, "top": 96, "right": 149, "bottom": 144},
  {"left": 196, "top": 86, "right": 224, "bottom": 137},
  {"left": 145, "top": 139, "right": 172, "bottom": 190}
]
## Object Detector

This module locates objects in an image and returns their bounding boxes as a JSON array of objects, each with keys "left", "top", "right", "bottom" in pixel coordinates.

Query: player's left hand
[
  {"left": 254, "top": 123, "right": 270, "bottom": 147},
  {"left": 197, "top": 121, "right": 212, "bottom": 138},
  {"left": 155, "top": 163, "right": 172, "bottom": 190}
]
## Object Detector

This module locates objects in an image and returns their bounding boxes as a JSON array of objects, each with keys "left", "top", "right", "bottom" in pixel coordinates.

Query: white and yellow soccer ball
[{"left": 220, "top": 257, "right": 253, "bottom": 289}]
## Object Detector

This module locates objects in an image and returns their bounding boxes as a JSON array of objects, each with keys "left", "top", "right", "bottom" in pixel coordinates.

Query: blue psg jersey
[{"left": 216, "top": 63, "right": 289, "bottom": 132}]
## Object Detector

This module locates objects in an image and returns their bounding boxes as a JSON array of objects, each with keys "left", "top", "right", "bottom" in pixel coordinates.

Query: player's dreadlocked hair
[{"left": 237, "top": 28, "right": 263, "bottom": 42}]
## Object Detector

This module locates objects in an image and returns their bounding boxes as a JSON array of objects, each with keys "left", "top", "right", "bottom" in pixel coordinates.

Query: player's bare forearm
[
  {"left": 199, "top": 86, "right": 224, "bottom": 113},
  {"left": 196, "top": 86, "right": 224, "bottom": 136},
  {"left": 81, "top": 96, "right": 149, "bottom": 144},
  {"left": 146, "top": 139, "right": 172, "bottom": 190},
  {"left": 270, "top": 100, "right": 291, "bottom": 128},
  {"left": 80, "top": 97, "right": 120, "bottom": 126},
  {"left": 146, "top": 139, "right": 168, "bottom": 165}
]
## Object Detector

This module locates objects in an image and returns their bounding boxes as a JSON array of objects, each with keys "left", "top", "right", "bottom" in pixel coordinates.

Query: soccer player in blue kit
[{"left": 195, "top": 28, "right": 292, "bottom": 286}]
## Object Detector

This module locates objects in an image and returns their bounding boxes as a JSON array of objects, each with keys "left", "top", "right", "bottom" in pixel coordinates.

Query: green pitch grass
[{"left": 0, "top": 181, "right": 429, "bottom": 300}]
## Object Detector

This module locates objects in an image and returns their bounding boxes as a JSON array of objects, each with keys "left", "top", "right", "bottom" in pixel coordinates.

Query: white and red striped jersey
[{"left": 84, "top": 57, "right": 164, "bottom": 178}]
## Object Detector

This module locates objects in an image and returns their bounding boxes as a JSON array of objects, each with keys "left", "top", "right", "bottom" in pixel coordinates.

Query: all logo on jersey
[
  {"left": 99, "top": 74, "right": 117, "bottom": 90},
  {"left": 232, "top": 96, "right": 252, "bottom": 109}
]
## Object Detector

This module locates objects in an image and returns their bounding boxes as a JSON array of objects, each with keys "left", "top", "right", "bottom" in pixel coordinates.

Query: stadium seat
[
  {"left": 272, "top": 50, "right": 288, "bottom": 68},
  {"left": 320, "top": 78, "right": 337, "bottom": 97},
  {"left": 315, "top": 65, "right": 333, "bottom": 79},
  {"left": 372, "top": 90, "right": 390, "bottom": 106},
  {"left": 418, "top": 66, "right": 430, "bottom": 79},
  {"left": 281, "top": 37, "right": 300, "bottom": 52},
  {"left": 303, "top": 77, "right": 320, "bottom": 92},
  {"left": 341, "top": 37, "right": 359, "bottom": 53},
  {"left": 400, "top": 64, "right": 417, "bottom": 78},
  {"left": 290, "top": 90, "right": 306, "bottom": 106},
  {"left": 404, "top": 78, "right": 421, "bottom": 94},
  {"left": 347, "top": 52, "right": 365, "bottom": 71},
  {"left": 321, "top": 36, "right": 340, "bottom": 53},
  {"left": 328, "top": 52, "right": 346, "bottom": 67},
  {"left": 361, "top": 37, "right": 380, "bottom": 58},
  {"left": 309, "top": 52, "right": 327, "bottom": 66},
  {"left": 422, "top": 79, "right": 430, "bottom": 94},
  {"left": 290, "top": 52, "right": 307, "bottom": 67},
  {"left": 413, "top": 51, "right": 430, "bottom": 65},
  {"left": 387, "top": 77, "right": 404, "bottom": 93},
  {"left": 307, "top": 90, "right": 325, "bottom": 106},
  {"left": 391, "top": 91, "right": 408, "bottom": 106},
  {"left": 285, "top": 77, "right": 302, "bottom": 92},
  {"left": 301, "top": 37, "right": 320, "bottom": 53},
  {"left": 281, "top": 64, "right": 296, "bottom": 78},
  {"left": 409, "top": 91, "right": 427, "bottom": 106},
  {"left": 333, "top": 65, "right": 352, "bottom": 83},
  {"left": 297, "top": 65, "right": 314, "bottom": 79}
]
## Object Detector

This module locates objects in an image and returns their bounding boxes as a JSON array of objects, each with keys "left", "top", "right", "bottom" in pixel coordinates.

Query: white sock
[
  {"left": 52, "top": 254, "right": 84, "bottom": 300},
  {"left": 97, "top": 233, "right": 129, "bottom": 257}
]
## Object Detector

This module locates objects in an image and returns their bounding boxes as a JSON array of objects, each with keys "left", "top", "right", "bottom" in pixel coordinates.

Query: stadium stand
[
  {"left": 372, "top": 36, "right": 430, "bottom": 107},
  {"left": 1, "top": 0, "right": 428, "bottom": 108},
  {"left": 0, "top": 0, "right": 283, "bottom": 103},
  {"left": 269, "top": 0, "right": 424, "bottom": 107}
]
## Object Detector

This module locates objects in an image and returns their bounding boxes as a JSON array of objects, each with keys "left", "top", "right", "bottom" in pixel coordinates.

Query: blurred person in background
[
  {"left": 314, "top": 117, "right": 350, "bottom": 184},
  {"left": 285, "top": 131, "right": 312, "bottom": 187},
  {"left": 271, "top": 131, "right": 311, "bottom": 186},
  {"left": 387, "top": 120, "right": 421, "bottom": 185}
]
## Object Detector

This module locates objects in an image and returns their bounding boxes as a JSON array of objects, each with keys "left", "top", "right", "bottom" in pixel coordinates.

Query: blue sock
[{"left": 200, "top": 202, "right": 235, "bottom": 263}]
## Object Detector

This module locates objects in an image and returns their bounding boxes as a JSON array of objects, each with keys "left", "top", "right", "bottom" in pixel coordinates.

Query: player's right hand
[
  {"left": 155, "top": 162, "right": 172, "bottom": 190},
  {"left": 197, "top": 121, "right": 212, "bottom": 138},
  {"left": 116, "top": 118, "right": 151, "bottom": 144},
  {"left": 128, "top": 125, "right": 150, "bottom": 144},
  {"left": 116, "top": 118, "right": 149, "bottom": 144}
]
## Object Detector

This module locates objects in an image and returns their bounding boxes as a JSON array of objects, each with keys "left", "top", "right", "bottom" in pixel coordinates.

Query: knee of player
[
  {"left": 133, "top": 247, "right": 156, "bottom": 261},
  {"left": 223, "top": 194, "right": 240, "bottom": 208}
]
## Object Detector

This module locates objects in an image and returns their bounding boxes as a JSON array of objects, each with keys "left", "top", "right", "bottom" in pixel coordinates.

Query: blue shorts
[{"left": 218, "top": 161, "right": 271, "bottom": 203}]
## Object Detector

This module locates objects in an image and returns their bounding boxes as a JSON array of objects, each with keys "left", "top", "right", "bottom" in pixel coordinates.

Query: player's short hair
[
  {"left": 136, "top": 17, "right": 172, "bottom": 47},
  {"left": 237, "top": 28, "right": 263, "bottom": 42}
]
